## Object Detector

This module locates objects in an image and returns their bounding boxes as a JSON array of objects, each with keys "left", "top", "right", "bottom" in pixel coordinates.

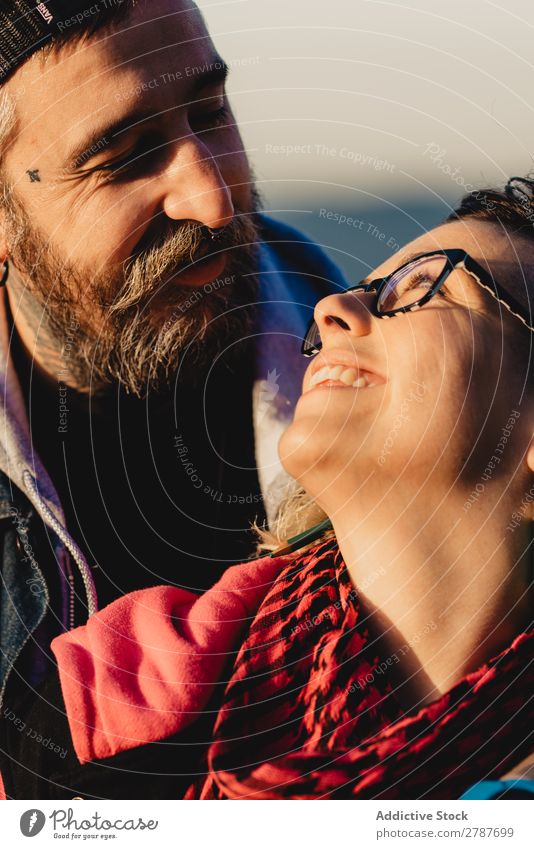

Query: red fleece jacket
[{"left": 49, "top": 555, "right": 288, "bottom": 765}]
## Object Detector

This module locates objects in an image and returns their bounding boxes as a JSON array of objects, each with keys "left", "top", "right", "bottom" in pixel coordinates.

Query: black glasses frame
[{"left": 302, "top": 248, "right": 534, "bottom": 357}]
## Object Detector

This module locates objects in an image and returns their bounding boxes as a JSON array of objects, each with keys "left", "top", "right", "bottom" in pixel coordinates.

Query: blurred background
[{"left": 197, "top": 0, "right": 534, "bottom": 281}]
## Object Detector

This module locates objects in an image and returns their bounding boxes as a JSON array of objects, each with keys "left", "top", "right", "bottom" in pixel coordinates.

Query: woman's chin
[{"left": 278, "top": 419, "right": 332, "bottom": 484}]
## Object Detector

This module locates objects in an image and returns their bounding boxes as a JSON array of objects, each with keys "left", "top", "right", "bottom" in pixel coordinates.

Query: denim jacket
[{"left": 0, "top": 215, "right": 347, "bottom": 706}]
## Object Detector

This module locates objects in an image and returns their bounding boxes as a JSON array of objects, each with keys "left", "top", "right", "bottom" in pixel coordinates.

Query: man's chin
[
  {"left": 143, "top": 269, "right": 255, "bottom": 331},
  {"left": 92, "top": 274, "right": 259, "bottom": 397}
]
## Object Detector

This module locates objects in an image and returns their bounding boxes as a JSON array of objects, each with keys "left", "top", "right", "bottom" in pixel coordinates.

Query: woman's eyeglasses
[{"left": 302, "top": 248, "right": 534, "bottom": 357}]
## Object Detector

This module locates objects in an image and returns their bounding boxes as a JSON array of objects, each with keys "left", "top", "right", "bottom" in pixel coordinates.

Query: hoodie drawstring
[{"left": 22, "top": 469, "right": 98, "bottom": 618}]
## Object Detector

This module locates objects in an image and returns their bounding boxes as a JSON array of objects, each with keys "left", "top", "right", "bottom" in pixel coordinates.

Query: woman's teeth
[{"left": 309, "top": 365, "right": 378, "bottom": 389}]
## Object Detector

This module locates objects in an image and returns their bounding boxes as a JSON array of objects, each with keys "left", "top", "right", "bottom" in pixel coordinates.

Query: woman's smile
[
  {"left": 304, "top": 348, "right": 387, "bottom": 394},
  {"left": 307, "top": 366, "right": 383, "bottom": 391}
]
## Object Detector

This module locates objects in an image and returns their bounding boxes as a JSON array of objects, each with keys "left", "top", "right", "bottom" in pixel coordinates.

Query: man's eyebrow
[{"left": 64, "top": 58, "right": 230, "bottom": 171}]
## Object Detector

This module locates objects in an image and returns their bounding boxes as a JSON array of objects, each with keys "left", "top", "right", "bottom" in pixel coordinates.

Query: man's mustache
[
  {"left": 132, "top": 219, "right": 235, "bottom": 265},
  {"left": 105, "top": 216, "right": 252, "bottom": 314}
]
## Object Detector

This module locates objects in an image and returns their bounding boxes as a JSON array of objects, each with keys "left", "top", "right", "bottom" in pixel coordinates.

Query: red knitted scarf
[{"left": 190, "top": 537, "right": 534, "bottom": 799}]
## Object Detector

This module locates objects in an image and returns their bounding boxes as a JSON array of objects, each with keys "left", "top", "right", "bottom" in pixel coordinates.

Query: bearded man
[{"left": 0, "top": 0, "right": 345, "bottom": 797}]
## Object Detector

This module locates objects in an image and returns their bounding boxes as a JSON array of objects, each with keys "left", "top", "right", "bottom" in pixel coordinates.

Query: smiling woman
[
  {"left": 192, "top": 179, "right": 533, "bottom": 799},
  {"left": 274, "top": 179, "right": 534, "bottom": 553},
  {"left": 44, "top": 177, "right": 534, "bottom": 801}
]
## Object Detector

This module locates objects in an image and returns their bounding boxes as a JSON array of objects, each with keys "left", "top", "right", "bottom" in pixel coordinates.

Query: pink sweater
[{"left": 49, "top": 555, "right": 288, "bottom": 765}]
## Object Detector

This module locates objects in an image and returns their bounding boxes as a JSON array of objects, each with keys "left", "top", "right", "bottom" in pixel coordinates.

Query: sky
[{"left": 196, "top": 0, "right": 534, "bottom": 275}]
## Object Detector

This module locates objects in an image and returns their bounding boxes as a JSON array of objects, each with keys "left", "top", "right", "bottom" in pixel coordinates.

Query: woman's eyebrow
[{"left": 360, "top": 250, "right": 437, "bottom": 285}]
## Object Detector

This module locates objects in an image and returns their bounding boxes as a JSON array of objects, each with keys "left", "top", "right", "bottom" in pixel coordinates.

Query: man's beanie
[{"left": 0, "top": 1, "right": 126, "bottom": 85}]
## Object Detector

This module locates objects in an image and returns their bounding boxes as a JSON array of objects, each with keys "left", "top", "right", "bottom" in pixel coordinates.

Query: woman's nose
[{"left": 313, "top": 290, "right": 375, "bottom": 348}]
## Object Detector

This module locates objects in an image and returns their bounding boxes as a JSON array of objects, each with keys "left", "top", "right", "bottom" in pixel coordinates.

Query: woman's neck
[{"left": 332, "top": 487, "right": 533, "bottom": 710}]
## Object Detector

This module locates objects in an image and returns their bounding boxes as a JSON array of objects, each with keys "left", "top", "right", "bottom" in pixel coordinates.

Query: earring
[{"left": 0, "top": 260, "right": 8, "bottom": 287}]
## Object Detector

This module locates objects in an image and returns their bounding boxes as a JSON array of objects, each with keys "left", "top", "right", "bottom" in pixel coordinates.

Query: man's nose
[
  {"left": 313, "top": 289, "right": 375, "bottom": 346},
  {"left": 161, "top": 138, "right": 235, "bottom": 230}
]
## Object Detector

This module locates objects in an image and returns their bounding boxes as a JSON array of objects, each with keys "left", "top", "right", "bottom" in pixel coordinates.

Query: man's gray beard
[{"left": 3, "top": 189, "right": 262, "bottom": 397}]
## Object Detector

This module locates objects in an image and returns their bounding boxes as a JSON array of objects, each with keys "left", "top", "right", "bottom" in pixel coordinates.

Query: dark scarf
[{"left": 189, "top": 537, "right": 533, "bottom": 799}]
